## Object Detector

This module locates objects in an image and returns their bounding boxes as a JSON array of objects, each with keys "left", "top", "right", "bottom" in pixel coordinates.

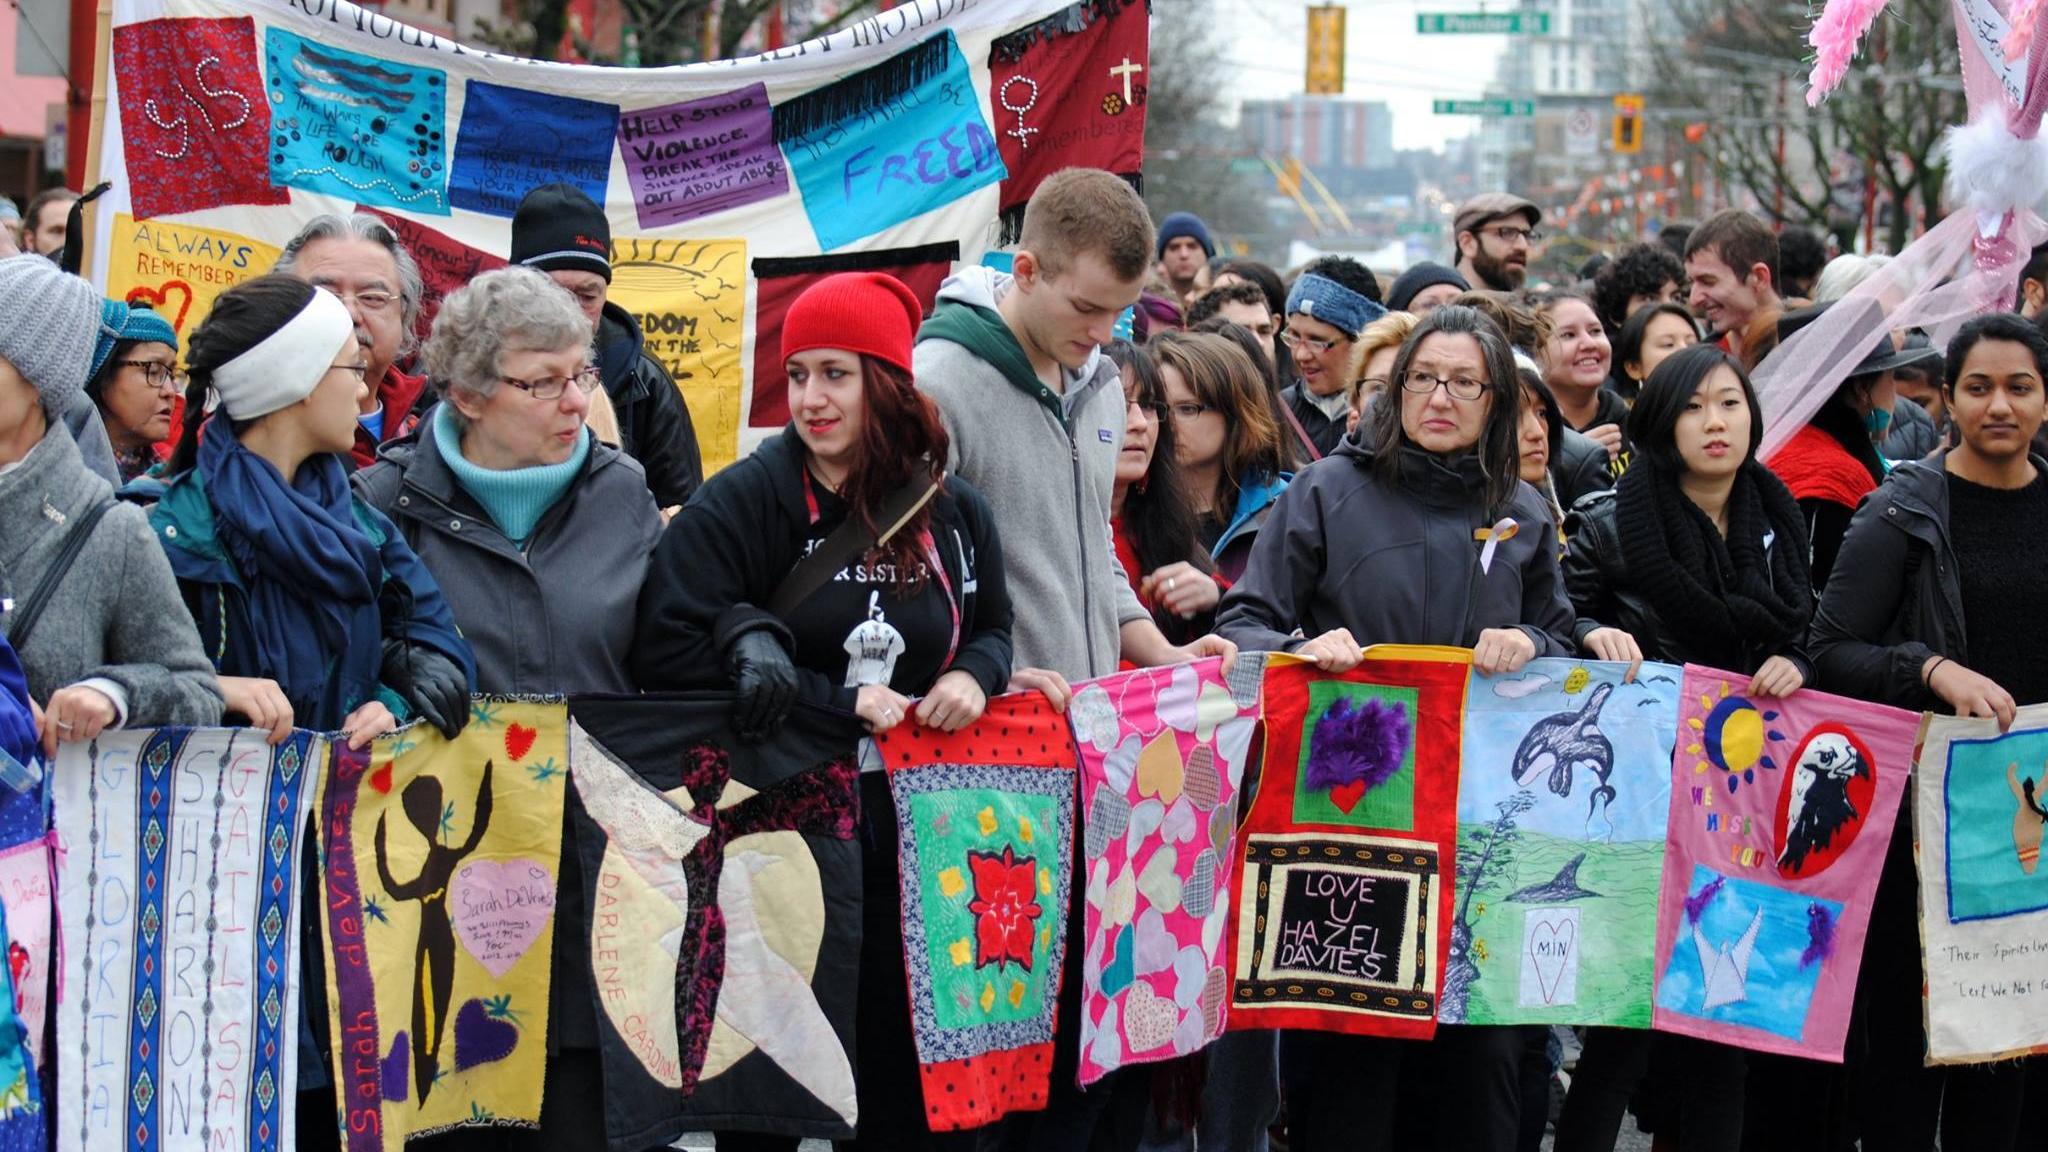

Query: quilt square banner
[
  {"left": 0, "top": 756, "right": 51, "bottom": 1078},
  {"left": 566, "top": 695, "right": 861, "bottom": 1149},
  {"left": 988, "top": 0, "right": 1148, "bottom": 231},
  {"left": 872, "top": 692, "right": 1077, "bottom": 1133},
  {"left": 1650, "top": 667, "right": 1919, "bottom": 1061},
  {"left": 111, "top": 16, "right": 288, "bottom": 220},
  {"left": 264, "top": 27, "right": 449, "bottom": 214},
  {"left": 772, "top": 30, "right": 1008, "bottom": 251},
  {"left": 55, "top": 728, "right": 324, "bottom": 1152},
  {"left": 1916, "top": 704, "right": 2048, "bottom": 1063},
  {"left": 1229, "top": 647, "right": 1470, "bottom": 1039},
  {"left": 1072, "top": 656, "right": 1262, "bottom": 1086},
  {"left": 321, "top": 699, "right": 566, "bottom": 1151},
  {"left": 1443, "top": 660, "right": 1680, "bottom": 1027}
]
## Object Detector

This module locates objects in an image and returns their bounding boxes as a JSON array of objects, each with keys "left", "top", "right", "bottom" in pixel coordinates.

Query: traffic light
[{"left": 1613, "top": 93, "right": 1644, "bottom": 154}]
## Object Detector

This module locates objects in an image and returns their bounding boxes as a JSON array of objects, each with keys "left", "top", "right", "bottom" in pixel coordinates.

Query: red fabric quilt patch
[
  {"left": 989, "top": 0, "right": 1148, "bottom": 223},
  {"left": 112, "top": 17, "right": 287, "bottom": 220}
]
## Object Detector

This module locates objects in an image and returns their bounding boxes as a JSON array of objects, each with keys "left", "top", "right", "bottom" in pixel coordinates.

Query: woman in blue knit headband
[{"left": 1279, "top": 261, "right": 1387, "bottom": 458}]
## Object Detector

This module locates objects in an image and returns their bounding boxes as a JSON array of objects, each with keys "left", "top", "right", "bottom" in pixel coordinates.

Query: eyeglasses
[
  {"left": 1401, "top": 370, "right": 1488, "bottom": 401},
  {"left": 1482, "top": 225, "right": 1543, "bottom": 244},
  {"left": 1124, "top": 394, "right": 1168, "bottom": 419},
  {"left": 327, "top": 363, "right": 371, "bottom": 382},
  {"left": 1167, "top": 401, "right": 1214, "bottom": 421},
  {"left": 1280, "top": 330, "right": 1345, "bottom": 355},
  {"left": 114, "top": 359, "right": 181, "bottom": 389},
  {"left": 500, "top": 366, "right": 602, "bottom": 401},
  {"left": 1359, "top": 376, "right": 1392, "bottom": 394},
  {"left": 325, "top": 288, "right": 397, "bottom": 314}
]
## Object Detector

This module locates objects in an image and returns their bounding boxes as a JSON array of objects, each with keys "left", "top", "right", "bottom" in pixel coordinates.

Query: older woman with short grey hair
[{"left": 352, "top": 265, "right": 659, "bottom": 1143}]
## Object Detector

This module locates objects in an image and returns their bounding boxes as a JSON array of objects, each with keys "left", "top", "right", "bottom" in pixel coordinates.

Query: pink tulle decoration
[
  {"left": 1805, "top": 0, "right": 1892, "bottom": 106},
  {"left": 2008, "top": 0, "right": 2044, "bottom": 63}
]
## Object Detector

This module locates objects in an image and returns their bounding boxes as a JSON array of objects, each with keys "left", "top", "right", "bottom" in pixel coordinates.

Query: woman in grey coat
[
  {"left": 1217, "top": 304, "right": 1576, "bottom": 1152},
  {"left": 0, "top": 258, "right": 221, "bottom": 753},
  {"left": 352, "top": 266, "right": 660, "bottom": 1151}
]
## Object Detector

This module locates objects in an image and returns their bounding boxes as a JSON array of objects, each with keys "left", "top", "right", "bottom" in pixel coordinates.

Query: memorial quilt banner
[
  {"left": 0, "top": 750, "right": 50, "bottom": 1077},
  {"left": 55, "top": 728, "right": 324, "bottom": 1152},
  {"left": 1228, "top": 647, "right": 1470, "bottom": 1040},
  {"left": 1443, "top": 660, "right": 1680, "bottom": 1027},
  {"left": 1650, "top": 667, "right": 1919, "bottom": 1061},
  {"left": 871, "top": 692, "right": 1077, "bottom": 1133},
  {"left": 566, "top": 695, "right": 862, "bottom": 1149},
  {"left": 1072, "top": 656, "right": 1263, "bottom": 1086},
  {"left": 1916, "top": 704, "right": 2048, "bottom": 1064},
  {"left": 320, "top": 699, "right": 566, "bottom": 1150},
  {"left": 86, "top": 0, "right": 1143, "bottom": 471}
]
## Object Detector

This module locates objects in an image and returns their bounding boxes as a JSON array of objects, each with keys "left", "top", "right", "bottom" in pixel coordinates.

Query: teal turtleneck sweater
[{"left": 432, "top": 404, "right": 589, "bottom": 546}]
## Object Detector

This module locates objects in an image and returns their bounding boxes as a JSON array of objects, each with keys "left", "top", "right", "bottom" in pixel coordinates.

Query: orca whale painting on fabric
[
  {"left": 1229, "top": 647, "right": 1469, "bottom": 1041},
  {"left": 565, "top": 695, "right": 862, "bottom": 1149},
  {"left": 1444, "top": 659, "right": 1679, "bottom": 1028},
  {"left": 1917, "top": 706, "right": 2048, "bottom": 1064},
  {"left": 1649, "top": 667, "right": 1918, "bottom": 1061}
]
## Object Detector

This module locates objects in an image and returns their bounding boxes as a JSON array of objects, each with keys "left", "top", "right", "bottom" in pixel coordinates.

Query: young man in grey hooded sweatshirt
[{"left": 913, "top": 168, "right": 1244, "bottom": 1149}]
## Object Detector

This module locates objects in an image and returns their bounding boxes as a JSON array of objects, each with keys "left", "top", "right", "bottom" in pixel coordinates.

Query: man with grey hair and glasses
[{"left": 274, "top": 212, "right": 431, "bottom": 467}]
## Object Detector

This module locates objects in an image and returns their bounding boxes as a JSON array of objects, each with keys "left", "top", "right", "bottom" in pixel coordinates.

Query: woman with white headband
[
  {"left": 152, "top": 275, "right": 476, "bottom": 751},
  {"left": 151, "top": 274, "right": 477, "bottom": 1151}
]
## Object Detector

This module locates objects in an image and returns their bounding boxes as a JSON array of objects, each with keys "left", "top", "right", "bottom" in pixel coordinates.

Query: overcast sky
[{"left": 1214, "top": 0, "right": 1511, "bottom": 152}]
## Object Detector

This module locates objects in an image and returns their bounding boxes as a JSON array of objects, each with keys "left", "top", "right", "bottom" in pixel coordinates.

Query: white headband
[{"left": 211, "top": 288, "right": 357, "bottom": 420}]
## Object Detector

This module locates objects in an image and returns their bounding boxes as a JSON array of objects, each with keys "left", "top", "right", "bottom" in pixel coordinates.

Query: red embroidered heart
[
  {"left": 504, "top": 723, "right": 537, "bottom": 762},
  {"left": 369, "top": 762, "right": 394, "bottom": 795},
  {"left": 125, "top": 280, "right": 195, "bottom": 332},
  {"left": 1327, "top": 779, "right": 1366, "bottom": 814}
]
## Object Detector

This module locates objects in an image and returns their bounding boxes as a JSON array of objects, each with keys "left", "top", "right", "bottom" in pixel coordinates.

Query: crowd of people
[{"left": 4, "top": 163, "right": 2046, "bottom": 1152}]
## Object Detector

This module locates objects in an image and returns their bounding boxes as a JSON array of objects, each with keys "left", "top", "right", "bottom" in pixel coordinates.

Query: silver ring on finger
[
  {"left": 56, "top": 720, "right": 74, "bottom": 732},
  {"left": 1166, "top": 577, "right": 1177, "bottom": 592}
]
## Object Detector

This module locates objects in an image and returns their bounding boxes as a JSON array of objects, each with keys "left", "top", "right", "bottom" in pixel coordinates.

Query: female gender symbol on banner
[{"left": 999, "top": 76, "right": 1040, "bottom": 149}]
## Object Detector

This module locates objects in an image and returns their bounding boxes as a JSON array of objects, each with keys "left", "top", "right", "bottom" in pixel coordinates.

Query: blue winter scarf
[{"left": 197, "top": 416, "right": 385, "bottom": 729}]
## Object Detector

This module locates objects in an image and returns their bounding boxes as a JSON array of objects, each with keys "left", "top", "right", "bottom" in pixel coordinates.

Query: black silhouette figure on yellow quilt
[{"left": 376, "top": 759, "right": 495, "bottom": 1103}]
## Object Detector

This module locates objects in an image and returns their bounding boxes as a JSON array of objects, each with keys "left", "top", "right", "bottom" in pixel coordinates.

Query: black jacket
[
  {"left": 1807, "top": 454, "right": 2002, "bottom": 710},
  {"left": 596, "top": 300, "right": 703, "bottom": 509},
  {"left": 1563, "top": 489, "right": 1813, "bottom": 679},
  {"left": 1217, "top": 436, "right": 1576, "bottom": 656},
  {"left": 1552, "top": 427, "right": 1614, "bottom": 512},
  {"left": 633, "top": 425, "right": 1014, "bottom": 709},
  {"left": 1279, "top": 384, "right": 1349, "bottom": 459}
]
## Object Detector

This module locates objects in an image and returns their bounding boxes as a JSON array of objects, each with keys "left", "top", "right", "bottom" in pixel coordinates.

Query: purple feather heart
[
  {"left": 454, "top": 998, "right": 519, "bottom": 1070},
  {"left": 1304, "top": 696, "right": 1412, "bottom": 793},
  {"left": 381, "top": 1033, "right": 409, "bottom": 1102}
]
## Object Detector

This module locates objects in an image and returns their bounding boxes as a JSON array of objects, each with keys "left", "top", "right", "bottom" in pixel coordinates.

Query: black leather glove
[
  {"left": 381, "top": 638, "right": 470, "bottom": 740},
  {"left": 726, "top": 629, "right": 798, "bottom": 741}
]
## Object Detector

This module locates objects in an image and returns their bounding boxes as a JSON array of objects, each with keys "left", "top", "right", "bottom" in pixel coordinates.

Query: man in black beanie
[{"left": 511, "top": 182, "right": 701, "bottom": 508}]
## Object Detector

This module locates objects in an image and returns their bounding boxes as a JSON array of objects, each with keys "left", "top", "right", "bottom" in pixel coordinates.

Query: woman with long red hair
[{"left": 633, "top": 271, "right": 1013, "bottom": 1151}]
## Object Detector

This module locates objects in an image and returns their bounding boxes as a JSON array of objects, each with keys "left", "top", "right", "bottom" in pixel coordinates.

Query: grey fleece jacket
[
  {"left": 0, "top": 423, "right": 222, "bottom": 725},
  {"left": 915, "top": 266, "right": 1147, "bottom": 682}
]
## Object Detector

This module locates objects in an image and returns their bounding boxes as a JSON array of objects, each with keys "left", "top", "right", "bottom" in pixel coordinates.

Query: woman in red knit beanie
[{"left": 633, "top": 272, "right": 1015, "bottom": 1151}]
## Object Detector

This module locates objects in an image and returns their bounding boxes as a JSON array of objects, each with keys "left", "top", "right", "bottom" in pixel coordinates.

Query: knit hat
[
  {"left": 1157, "top": 212, "right": 1216, "bottom": 260},
  {"left": 1385, "top": 262, "right": 1471, "bottom": 312},
  {"left": 0, "top": 257, "right": 102, "bottom": 418},
  {"left": 89, "top": 298, "right": 181, "bottom": 381},
  {"left": 510, "top": 183, "right": 612, "bottom": 283},
  {"left": 781, "top": 272, "right": 925, "bottom": 375},
  {"left": 1284, "top": 272, "right": 1387, "bottom": 340}
]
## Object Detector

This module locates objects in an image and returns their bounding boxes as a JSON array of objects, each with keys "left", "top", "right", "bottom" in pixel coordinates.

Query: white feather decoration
[{"left": 1944, "top": 114, "right": 2048, "bottom": 231}]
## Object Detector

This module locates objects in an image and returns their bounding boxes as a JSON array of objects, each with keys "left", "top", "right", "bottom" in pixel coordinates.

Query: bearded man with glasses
[{"left": 1453, "top": 192, "right": 1544, "bottom": 291}]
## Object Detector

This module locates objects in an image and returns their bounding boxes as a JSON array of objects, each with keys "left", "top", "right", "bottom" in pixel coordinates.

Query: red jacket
[{"left": 350, "top": 366, "right": 427, "bottom": 469}]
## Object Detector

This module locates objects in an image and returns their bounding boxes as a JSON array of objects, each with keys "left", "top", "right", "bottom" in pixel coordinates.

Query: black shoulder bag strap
[
  {"left": 7, "top": 499, "right": 116, "bottom": 650},
  {"left": 767, "top": 476, "right": 942, "bottom": 619}
]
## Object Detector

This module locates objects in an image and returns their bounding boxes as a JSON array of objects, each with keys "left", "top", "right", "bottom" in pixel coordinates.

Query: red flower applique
[{"left": 966, "top": 845, "right": 1042, "bottom": 971}]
